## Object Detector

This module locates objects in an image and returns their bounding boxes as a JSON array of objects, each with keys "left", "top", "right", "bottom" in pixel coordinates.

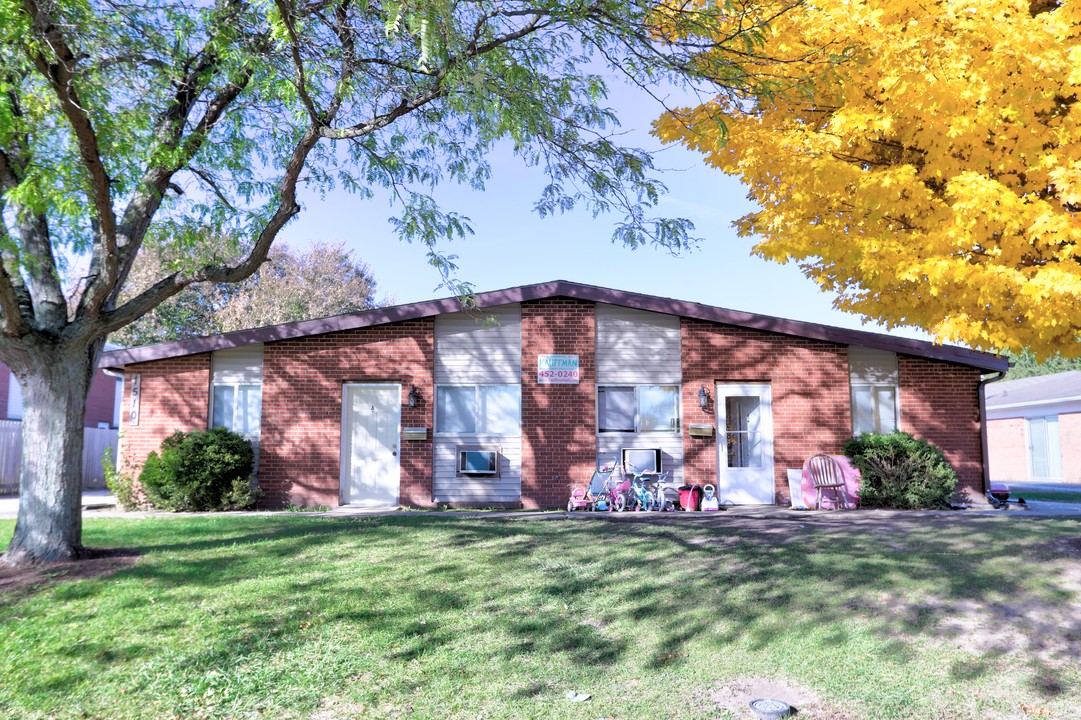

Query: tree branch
[
  {"left": 0, "top": 206, "right": 30, "bottom": 337},
  {"left": 0, "top": 88, "right": 66, "bottom": 331},
  {"left": 21, "top": 0, "right": 117, "bottom": 259},
  {"left": 101, "top": 126, "right": 322, "bottom": 334},
  {"left": 322, "top": 12, "right": 548, "bottom": 140},
  {"left": 94, "top": 48, "right": 256, "bottom": 318}
]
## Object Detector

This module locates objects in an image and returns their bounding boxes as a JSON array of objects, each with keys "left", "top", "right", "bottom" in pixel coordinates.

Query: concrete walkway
[
  {"left": 0, "top": 490, "right": 116, "bottom": 519},
  {"left": 3, "top": 489, "right": 1081, "bottom": 521}
]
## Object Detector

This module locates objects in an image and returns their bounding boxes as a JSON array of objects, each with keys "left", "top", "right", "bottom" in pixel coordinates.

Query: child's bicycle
[
  {"left": 627, "top": 475, "right": 656, "bottom": 511},
  {"left": 650, "top": 472, "right": 671, "bottom": 511},
  {"left": 624, "top": 461, "right": 667, "bottom": 511}
]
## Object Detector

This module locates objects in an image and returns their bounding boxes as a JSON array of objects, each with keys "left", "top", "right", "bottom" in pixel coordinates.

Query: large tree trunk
[{"left": 1, "top": 340, "right": 98, "bottom": 565}]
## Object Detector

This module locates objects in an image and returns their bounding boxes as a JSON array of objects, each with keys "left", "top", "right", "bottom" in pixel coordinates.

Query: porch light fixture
[
  {"left": 697, "top": 385, "right": 710, "bottom": 410},
  {"left": 407, "top": 385, "right": 420, "bottom": 408}
]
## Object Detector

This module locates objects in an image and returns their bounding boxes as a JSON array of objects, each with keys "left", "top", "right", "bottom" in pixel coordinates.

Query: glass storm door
[
  {"left": 341, "top": 384, "right": 401, "bottom": 506},
  {"left": 714, "top": 383, "right": 775, "bottom": 505}
]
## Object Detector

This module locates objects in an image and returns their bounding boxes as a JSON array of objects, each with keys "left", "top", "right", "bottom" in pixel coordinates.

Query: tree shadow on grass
[{"left": 2, "top": 512, "right": 1080, "bottom": 717}]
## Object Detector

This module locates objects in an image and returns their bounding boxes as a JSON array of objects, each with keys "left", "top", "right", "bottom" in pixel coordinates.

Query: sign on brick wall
[
  {"left": 128, "top": 373, "right": 141, "bottom": 426},
  {"left": 538, "top": 354, "right": 579, "bottom": 384}
]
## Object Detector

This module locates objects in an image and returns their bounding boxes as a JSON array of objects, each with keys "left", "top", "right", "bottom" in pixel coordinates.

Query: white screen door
[
  {"left": 1028, "top": 416, "right": 1062, "bottom": 480},
  {"left": 715, "top": 383, "right": 775, "bottom": 505},
  {"left": 341, "top": 384, "right": 401, "bottom": 506}
]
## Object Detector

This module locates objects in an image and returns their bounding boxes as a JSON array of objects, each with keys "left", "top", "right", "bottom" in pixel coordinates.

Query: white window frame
[
  {"left": 851, "top": 383, "right": 898, "bottom": 435},
  {"left": 597, "top": 384, "right": 680, "bottom": 433},
  {"left": 435, "top": 384, "right": 521, "bottom": 436},
  {"left": 210, "top": 382, "right": 263, "bottom": 440}
]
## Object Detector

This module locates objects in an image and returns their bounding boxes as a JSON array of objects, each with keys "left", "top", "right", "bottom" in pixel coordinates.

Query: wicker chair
[{"left": 806, "top": 454, "right": 851, "bottom": 510}]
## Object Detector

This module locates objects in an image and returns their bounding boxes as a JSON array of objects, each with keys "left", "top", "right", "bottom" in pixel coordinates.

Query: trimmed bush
[
  {"left": 843, "top": 431, "right": 958, "bottom": 510},
  {"left": 138, "top": 427, "right": 260, "bottom": 511}
]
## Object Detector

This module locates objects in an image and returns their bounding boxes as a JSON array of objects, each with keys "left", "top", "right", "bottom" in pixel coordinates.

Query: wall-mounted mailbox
[
  {"left": 402, "top": 427, "right": 428, "bottom": 441},
  {"left": 687, "top": 423, "right": 714, "bottom": 438}
]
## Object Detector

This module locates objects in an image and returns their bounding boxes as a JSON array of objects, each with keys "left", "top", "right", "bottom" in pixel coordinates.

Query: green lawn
[
  {"left": 2, "top": 512, "right": 1080, "bottom": 719},
  {"left": 1014, "top": 489, "right": 1081, "bottom": 504}
]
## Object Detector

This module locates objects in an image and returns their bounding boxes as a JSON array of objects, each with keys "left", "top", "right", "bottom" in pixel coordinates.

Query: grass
[
  {"left": 1, "top": 512, "right": 1080, "bottom": 719},
  {"left": 1014, "top": 489, "right": 1081, "bottom": 504}
]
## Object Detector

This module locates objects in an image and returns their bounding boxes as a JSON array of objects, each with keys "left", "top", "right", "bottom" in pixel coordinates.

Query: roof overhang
[{"left": 100, "top": 280, "right": 1008, "bottom": 373}]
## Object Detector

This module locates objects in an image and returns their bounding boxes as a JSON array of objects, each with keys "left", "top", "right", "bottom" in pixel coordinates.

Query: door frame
[
  {"left": 713, "top": 382, "right": 776, "bottom": 505},
  {"left": 339, "top": 382, "right": 402, "bottom": 506}
]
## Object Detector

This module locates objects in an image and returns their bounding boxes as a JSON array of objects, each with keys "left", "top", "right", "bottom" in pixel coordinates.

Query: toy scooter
[{"left": 701, "top": 484, "right": 720, "bottom": 511}]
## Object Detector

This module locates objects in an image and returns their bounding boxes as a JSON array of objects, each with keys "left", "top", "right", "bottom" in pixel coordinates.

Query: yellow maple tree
[{"left": 654, "top": 0, "right": 1081, "bottom": 357}]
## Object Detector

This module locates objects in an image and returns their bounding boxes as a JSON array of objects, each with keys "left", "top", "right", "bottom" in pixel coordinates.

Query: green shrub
[
  {"left": 843, "top": 431, "right": 958, "bottom": 509},
  {"left": 138, "top": 427, "right": 260, "bottom": 511},
  {"left": 103, "top": 446, "right": 148, "bottom": 511}
]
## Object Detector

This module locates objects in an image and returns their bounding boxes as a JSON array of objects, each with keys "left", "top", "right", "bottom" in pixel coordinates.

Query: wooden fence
[{"left": 0, "top": 420, "right": 119, "bottom": 494}]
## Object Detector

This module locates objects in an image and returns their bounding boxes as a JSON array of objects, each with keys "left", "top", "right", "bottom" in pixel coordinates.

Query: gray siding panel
[
  {"left": 849, "top": 347, "right": 899, "bottom": 385},
  {"left": 435, "top": 304, "right": 522, "bottom": 384},
  {"left": 211, "top": 345, "right": 264, "bottom": 384},
  {"left": 594, "top": 304, "right": 684, "bottom": 488},
  {"left": 433, "top": 303, "right": 522, "bottom": 502},
  {"left": 433, "top": 436, "right": 522, "bottom": 502},
  {"left": 596, "top": 304, "right": 681, "bottom": 384}
]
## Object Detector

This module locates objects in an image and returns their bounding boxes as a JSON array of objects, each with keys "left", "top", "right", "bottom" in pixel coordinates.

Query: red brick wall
[
  {"left": 520, "top": 299, "right": 596, "bottom": 509},
  {"left": 898, "top": 357, "right": 985, "bottom": 498},
  {"left": 120, "top": 354, "right": 211, "bottom": 476},
  {"left": 259, "top": 320, "right": 434, "bottom": 508},
  {"left": 681, "top": 320, "right": 852, "bottom": 504},
  {"left": 1062, "top": 413, "right": 1081, "bottom": 484},
  {"left": 988, "top": 412, "right": 1081, "bottom": 484},
  {"left": 987, "top": 417, "right": 1029, "bottom": 482}
]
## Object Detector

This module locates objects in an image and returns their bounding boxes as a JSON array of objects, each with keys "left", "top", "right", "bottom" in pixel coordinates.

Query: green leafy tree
[
  {"left": 0, "top": 0, "right": 779, "bottom": 563},
  {"left": 112, "top": 240, "right": 380, "bottom": 345},
  {"left": 1004, "top": 349, "right": 1081, "bottom": 381}
]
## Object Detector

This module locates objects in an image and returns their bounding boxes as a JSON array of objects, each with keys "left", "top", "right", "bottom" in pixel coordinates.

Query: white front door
[
  {"left": 341, "top": 384, "right": 401, "bottom": 506},
  {"left": 715, "top": 383, "right": 775, "bottom": 505}
]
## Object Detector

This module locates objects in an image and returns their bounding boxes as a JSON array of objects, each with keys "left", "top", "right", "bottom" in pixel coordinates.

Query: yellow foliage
[{"left": 654, "top": 0, "right": 1081, "bottom": 358}]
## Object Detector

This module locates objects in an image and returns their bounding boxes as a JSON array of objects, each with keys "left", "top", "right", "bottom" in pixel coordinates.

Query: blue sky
[{"left": 279, "top": 75, "right": 931, "bottom": 342}]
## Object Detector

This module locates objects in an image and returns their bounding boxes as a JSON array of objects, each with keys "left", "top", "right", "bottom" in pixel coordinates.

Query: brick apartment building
[
  {"left": 986, "top": 371, "right": 1081, "bottom": 484},
  {"left": 99, "top": 281, "right": 1007, "bottom": 509}
]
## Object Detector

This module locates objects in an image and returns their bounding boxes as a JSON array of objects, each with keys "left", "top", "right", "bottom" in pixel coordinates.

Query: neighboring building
[
  {"left": 100, "top": 281, "right": 1007, "bottom": 509},
  {"left": 0, "top": 364, "right": 122, "bottom": 429},
  {"left": 986, "top": 371, "right": 1081, "bottom": 484}
]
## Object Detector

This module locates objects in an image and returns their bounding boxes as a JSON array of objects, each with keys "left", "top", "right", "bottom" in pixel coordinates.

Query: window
[
  {"left": 436, "top": 385, "right": 520, "bottom": 435},
  {"left": 211, "top": 384, "right": 262, "bottom": 438},
  {"left": 852, "top": 385, "right": 897, "bottom": 435},
  {"left": 725, "top": 395, "right": 763, "bottom": 468},
  {"left": 598, "top": 385, "right": 679, "bottom": 433}
]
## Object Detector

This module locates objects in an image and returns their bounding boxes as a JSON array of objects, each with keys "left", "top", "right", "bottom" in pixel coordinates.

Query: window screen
[
  {"left": 598, "top": 387, "right": 635, "bottom": 432},
  {"left": 852, "top": 385, "right": 897, "bottom": 435},
  {"left": 436, "top": 385, "right": 520, "bottom": 435},
  {"left": 638, "top": 385, "right": 679, "bottom": 432}
]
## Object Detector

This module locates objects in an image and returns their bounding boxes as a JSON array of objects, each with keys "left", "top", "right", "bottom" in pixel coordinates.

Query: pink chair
[{"left": 806, "top": 454, "right": 851, "bottom": 510}]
